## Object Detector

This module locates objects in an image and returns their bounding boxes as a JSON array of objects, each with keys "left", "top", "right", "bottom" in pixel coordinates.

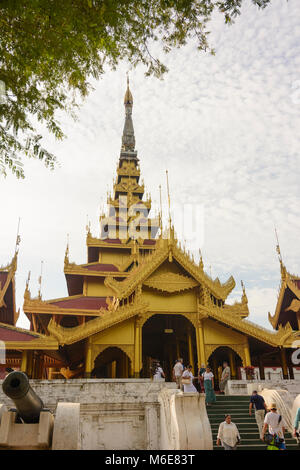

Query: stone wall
[
  {"left": 226, "top": 380, "right": 300, "bottom": 399},
  {"left": 0, "top": 379, "right": 178, "bottom": 450}
]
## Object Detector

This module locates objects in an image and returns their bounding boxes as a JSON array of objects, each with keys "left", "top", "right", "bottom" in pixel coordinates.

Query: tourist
[
  {"left": 198, "top": 363, "right": 206, "bottom": 393},
  {"left": 216, "top": 414, "right": 241, "bottom": 450},
  {"left": 219, "top": 361, "right": 230, "bottom": 394},
  {"left": 293, "top": 406, "right": 300, "bottom": 442},
  {"left": 261, "top": 403, "right": 286, "bottom": 450},
  {"left": 202, "top": 366, "right": 216, "bottom": 405},
  {"left": 249, "top": 390, "right": 268, "bottom": 438},
  {"left": 173, "top": 358, "right": 184, "bottom": 390},
  {"left": 181, "top": 365, "right": 197, "bottom": 393},
  {"left": 152, "top": 362, "right": 165, "bottom": 382}
]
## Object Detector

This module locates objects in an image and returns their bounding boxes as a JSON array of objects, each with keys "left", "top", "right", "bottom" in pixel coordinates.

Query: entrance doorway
[
  {"left": 92, "top": 347, "right": 131, "bottom": 378},
  {"left": 142, "top": 314, "right": 196, "bottom": 381},
  {"left": 207, "top": 346, "right": 243, "bottom": 390}
]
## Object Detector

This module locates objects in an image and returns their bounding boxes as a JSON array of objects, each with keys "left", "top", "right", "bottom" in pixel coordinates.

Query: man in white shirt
[
  {"left": 261, "top": 403, "right": 286, "bottom": 450},
  {"left": 217, "top": 414, "right": 241, "bottom": 450},
  {"left": 173, "top": 358, "right": 184, "bottom": 389}
]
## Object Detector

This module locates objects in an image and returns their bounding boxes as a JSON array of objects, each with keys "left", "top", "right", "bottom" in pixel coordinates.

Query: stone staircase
[{"left": 206, "top": 395, "right": 299, "bottom": 450}]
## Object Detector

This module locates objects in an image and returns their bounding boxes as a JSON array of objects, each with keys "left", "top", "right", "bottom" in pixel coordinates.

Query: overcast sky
[{"left": 0, "top": 0, "right": 299, "bottom": 330}]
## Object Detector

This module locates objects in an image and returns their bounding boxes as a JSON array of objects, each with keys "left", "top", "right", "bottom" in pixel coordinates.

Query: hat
[{"left": 270, "top": 403, "right": 277, "bottom": 409}]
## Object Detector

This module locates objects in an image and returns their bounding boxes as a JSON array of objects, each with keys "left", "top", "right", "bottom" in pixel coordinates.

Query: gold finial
[
  {"left": 199, "top": 249, "right": 204, "bottom": 270},
  {"left": 38, "top": 260, "right": 43, "bottom": 300},
  {"left": 241, "top": 280, "right": 248, "bottom": 304},
  {"left": 275, "top": 227, "right": 287, "bottom": 280},
  {"left": 15, "top": 217, "right": 21, "bottom": 254},
  {"left": 166, "top": 170, "right": 172, "bottom": 236},
  {"left": 64, "top": 234, "right": 69, "bottom": 266},
  {"left": 124, "top": 72, "right": 133, "bottom": 104},
  {"left": 26, "top": 270, "right": 31, "bottom": 290},
  {"left": 159, "top": 185, "right": 163, "bottom": 232},
  {"left": 24, "top": 271, "right": 31, "bottom": 300}
]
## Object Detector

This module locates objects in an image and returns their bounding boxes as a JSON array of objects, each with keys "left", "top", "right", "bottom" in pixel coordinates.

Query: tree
[{"left": 0, "top": 0, "right": 271, "bottom": 178}]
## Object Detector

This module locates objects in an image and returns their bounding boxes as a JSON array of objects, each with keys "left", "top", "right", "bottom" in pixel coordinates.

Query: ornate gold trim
[{"left": 144, "top": 272, "right": 198, "bottom": 293}]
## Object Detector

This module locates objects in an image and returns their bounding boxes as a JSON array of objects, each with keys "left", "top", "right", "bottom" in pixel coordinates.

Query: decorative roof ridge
[
  {"left": 268, "top": 271, "right": 300, "bottom": 330},
  {"left": 47, "top": 295, "right": 149, "bottom": 345},
  {"left": 205, "top": 304, "right": 295, "bottom": 347},
  {"left": 105, "top": 238, "right": 236, "bottom": 300}
]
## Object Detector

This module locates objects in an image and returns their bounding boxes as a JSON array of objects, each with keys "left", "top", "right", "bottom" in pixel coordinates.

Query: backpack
[{"left": 264, "top": 414, "right": 284, "bottom": 449}]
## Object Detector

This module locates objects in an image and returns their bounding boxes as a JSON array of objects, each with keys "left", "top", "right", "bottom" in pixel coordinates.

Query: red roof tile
[
  {"left": 143, "top": 240, "right": 156, "bottom": 245},
  {"left": 0, "top": 325, "right": 39, "bottom": 342},
  {"left": 292, "top": 279, "right": 300, "bottom": 291},
  {"left": 83, "top": 263, "right": 119, "bottom": 272},
  {"left": 0, "top": 272, "right": 8, "bottom": 289},
  {"left": 50, "top": 296, "right": 109, "bottom": 310}
]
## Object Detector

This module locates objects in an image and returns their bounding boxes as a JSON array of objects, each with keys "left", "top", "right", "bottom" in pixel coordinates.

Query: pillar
[
  {"left": 111, "top": 360, "right": 116, "bottom": 378},
  {"left": 84, "top": 339, "right": 93, "bottom": 378},
  {"left": 187, "top": 327, "right": 194, "bottom": 373},
  {"left": 243, "top": 340, "right": 251, "bottom": 366},
  {"left": 27, "top": 351, "right": 34, "bottom": 378},
  {"left": 258, "top": 356, "right": 265, "bottom": 380},
  {"left": 280, "top": 348, "right": 289, "bottom": 379},
  {"left": 134, "top": 318, "right": 142, "bottom": 377},
  {"left": 228, "top": 349, "right": 236, "bottom": 379},
  {"left": 195, "top": 320, "right": 206, "bottom": 368},
  {"left": 20, "top": 350, "right": 28, "bottom": 374}
]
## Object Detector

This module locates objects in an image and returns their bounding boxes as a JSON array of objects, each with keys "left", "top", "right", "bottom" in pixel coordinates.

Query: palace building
[{"left": 0, "top": 80, "right": 299, "bottom": 385}]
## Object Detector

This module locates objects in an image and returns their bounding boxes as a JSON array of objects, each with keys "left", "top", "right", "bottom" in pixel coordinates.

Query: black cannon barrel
[{"left": 2, "top": 371, "right": 44, "bottom": 423}]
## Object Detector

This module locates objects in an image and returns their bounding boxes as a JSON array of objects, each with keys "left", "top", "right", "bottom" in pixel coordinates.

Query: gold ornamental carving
[{"left": 143, "top": 272, "right": 198, "bottom": 293}]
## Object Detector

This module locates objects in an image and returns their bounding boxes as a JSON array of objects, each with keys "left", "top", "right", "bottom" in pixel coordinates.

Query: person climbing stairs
[{"left": 206, "top": 395, "right": 299, "bottom": 450}]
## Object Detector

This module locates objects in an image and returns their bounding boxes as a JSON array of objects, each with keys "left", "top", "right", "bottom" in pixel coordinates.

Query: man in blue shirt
[
  {"left": 293, "top": 407, "right": 300, "bottom": 444},
  {"left": 249, "top": 390, "right": 268, "bottom": 438}
]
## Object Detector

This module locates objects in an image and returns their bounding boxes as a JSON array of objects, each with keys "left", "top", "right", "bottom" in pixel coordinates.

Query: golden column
[
  {"left": 187, "top": 327, "right": 194, "bottom": 373},
  {"left": 228, "top": 349, "right": 236, "bottom": 379},
  {"left": 195, "top": 319, "right": 206, "bottom": 368},
  {"left": 85, "top": 338, "right": 93, "bottom": 378},
  {"left": 280, "top": 348, "right": 289, "bottom": 379},
  {"left": 243, "top": 339, "right": 251, "bottom": 366},
  {"left": 134, "top": 317, "right": 142, "bottom": 377},
  {"left": 20, "top": 350, "right": 28, "bottom": 374}
]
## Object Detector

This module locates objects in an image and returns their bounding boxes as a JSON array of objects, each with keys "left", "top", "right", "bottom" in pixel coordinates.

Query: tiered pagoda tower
[{"left": 1, "top": 80, "right": 300, "bottom": 383}]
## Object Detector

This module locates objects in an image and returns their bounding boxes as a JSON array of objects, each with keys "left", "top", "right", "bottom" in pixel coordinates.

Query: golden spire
[
  {"left": 166, "top": 170, "right": 172, "bottom": 233},
  {"left": 159, "top": 185, "right": 163, "bottom": 233},
  {"left": 38, "top": 260, "right": 43, "bottom": 300},
  {"left": 64, "top": 234, "right": 69, "bottom": 267},
  {"left": 121, "top": 74, "right": 136, "bottom": 155},
  {"left": 24, "top": 270, "right": 31, "bottom": 300},
  {"left": 275, "top": 227, "right": 287, "bottom": 281},
  {"left": 15, "top": 217, "right": 21, "bottom": 254},
  {"left": 199, "top": 249, "right": 204, "bottom": 270},
  {"left": 241, "top": 280, "right": 248, "bottom": 303},
  {"left": 124, "top": 72, "right": 133, "bottom": 105}
]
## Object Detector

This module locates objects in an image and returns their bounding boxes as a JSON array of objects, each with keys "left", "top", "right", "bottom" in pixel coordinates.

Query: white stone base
[
  {"left": 0, "top": 379, "right": 182, "bottom": 450},
  {"left": 225, "top": 380, "right": 300, "bottom": 398}
]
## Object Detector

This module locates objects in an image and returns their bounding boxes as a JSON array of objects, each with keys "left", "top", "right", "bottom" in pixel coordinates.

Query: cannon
[
  {"left": 2, "top": 370, "right": 44, "bottom": 423},
  {"left": 0, "top": 370, "right": 80, "bottom": 449}
]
